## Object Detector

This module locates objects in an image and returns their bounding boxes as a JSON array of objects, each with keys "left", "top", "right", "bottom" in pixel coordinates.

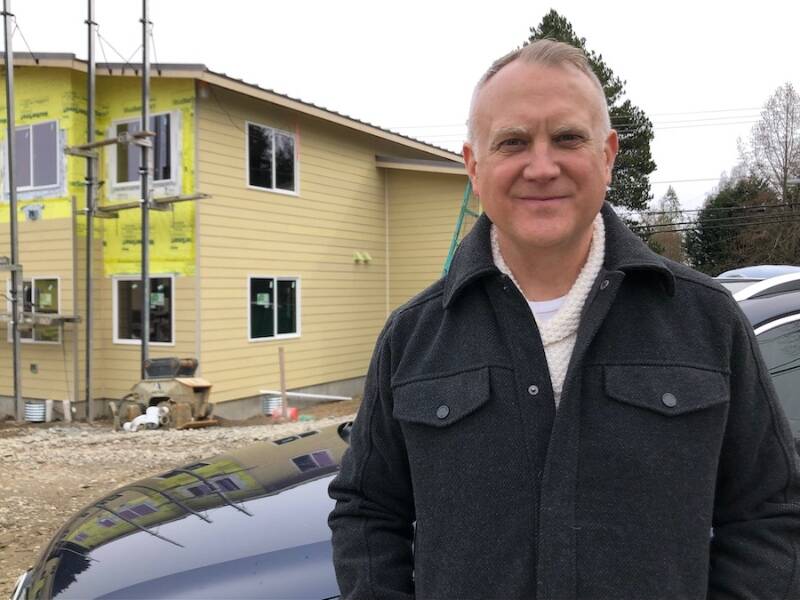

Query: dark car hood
[{"left": 25, "top": 424, "right": 349, "bottom": 599}]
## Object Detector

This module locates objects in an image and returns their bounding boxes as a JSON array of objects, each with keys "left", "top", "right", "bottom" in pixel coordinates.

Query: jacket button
[
  {"left": 662, "top": 393, "right": 677, "bottom": 408},
  {"left": 528, "top": 384, "right": 539, "bottom": 396},
  {"left": 600, "top": 279, "right": 610, "bottom": 290},
  {"left": 436, "top": 405, "right": 450, "bottom": 419}
]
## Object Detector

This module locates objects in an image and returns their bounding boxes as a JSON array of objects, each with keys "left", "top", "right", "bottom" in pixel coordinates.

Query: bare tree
[
  {"left": 745, "top": 83, "right": 800, "bottom": 203},
  {"left": 641, "top": 186, "right": 686, "bottom": 263}
]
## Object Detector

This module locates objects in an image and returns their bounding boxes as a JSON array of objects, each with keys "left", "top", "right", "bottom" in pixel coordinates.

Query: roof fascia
[{"left": 199, "top": 71, "right": 464, "bottom": 164}]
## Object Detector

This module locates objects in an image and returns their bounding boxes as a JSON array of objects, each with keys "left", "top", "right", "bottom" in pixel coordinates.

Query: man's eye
[
  {"left": 554, "top": 133, "right": 584, "bottom": 145},
  {"left": 497, "top": 138, "right": 526, "bottom": 149}
]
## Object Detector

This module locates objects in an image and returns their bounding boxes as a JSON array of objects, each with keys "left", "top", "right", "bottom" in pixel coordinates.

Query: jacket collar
[{"left": 442, "top": 202, "right": 676, "bottom": 308}]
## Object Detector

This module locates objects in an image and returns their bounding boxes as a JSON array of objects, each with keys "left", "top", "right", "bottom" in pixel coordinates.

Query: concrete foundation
[
  {"left": 0, "top": 375, "right": 366, "bottom": 423},
  {"left": 212, "top": 375, "right": 365, "bottom": 420}
]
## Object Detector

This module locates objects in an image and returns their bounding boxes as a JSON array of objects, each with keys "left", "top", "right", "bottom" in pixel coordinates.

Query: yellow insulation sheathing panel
[{"left": 95, "top": 76, "right": 196, "bottom": 276}]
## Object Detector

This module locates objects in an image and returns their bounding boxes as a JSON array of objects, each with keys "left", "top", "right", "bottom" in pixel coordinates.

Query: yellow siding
[
  {"left": 196, "top": 86, "right": 390, "bottom": 403},
  {"left": 0, "top": 218, "right": 77, "bottom": 400},
  {"left": 387, "top": 170, "right": 470, "bottom": 310},
  {"left": 1, "top": 65, "right": 469, "bottom": 412}
]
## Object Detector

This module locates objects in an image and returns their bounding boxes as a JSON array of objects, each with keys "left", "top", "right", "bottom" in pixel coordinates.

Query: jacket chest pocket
[
  {"left": 391, "top": 367, "right": 528, "bottom": 494},
  {"left": 583, "top": 364, "right": 731, "bottom": 488},
  {"left": 603, "top": 364, "right": 729, "bottom": 417},
  {"left": 392, "top": 366, "right": 491, "bottom": 428}
]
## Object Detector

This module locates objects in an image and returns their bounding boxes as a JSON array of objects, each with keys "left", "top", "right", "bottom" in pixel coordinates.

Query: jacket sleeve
[
  {"left": 328, "top": 319, "right": 416, "bottom": 599},
  {"left": 709, "top": 307, "right": 800, "bottom": 599}
]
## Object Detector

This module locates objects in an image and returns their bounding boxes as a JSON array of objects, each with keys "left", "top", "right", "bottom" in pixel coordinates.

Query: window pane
[
  {"left": 117, "top": 280, "right": 142, "bottom": 340},
  {"left": 32, "top": 122, "right": 58, "bottom": 187},
  {"left": 757, "top": 320, "right": 800, "bottom": 438},
  {"left": 275, "top": 133, "right": 295, "bottom": 191},
  {"left": 150, "top": 277, "right": 172, "bottom": 343},
  {"left": 151, "top": 114, "right": 171, "bottom": 181},
  {"left": 13, "top": 128, "right": 31, "bottom": 188},
  {"left": 34, "top": 325, "right": 60, "bottom": 343},
  {"left": 116, "top": 122, "right": 141, "bottom": 183},
  {"left": 20, "top": 280, "right": 32, "bottom": 340},
  {"left": 22, "top": 280, "right": 33, "bottom": 313},
  {"left": 248, "top": 124, "right": 273, "bottom": 189},
  {"left": 117, "top": 278, "right": 172, "bottom": 343},
  {"left": 277, "top": 279, "right": 297, "bottom": 334},
  {"left": 250, "top": 278, "right": 274, "bottom": 339},
  {"left": 34, "top": 278, "right": 58, "bottom": 313}
]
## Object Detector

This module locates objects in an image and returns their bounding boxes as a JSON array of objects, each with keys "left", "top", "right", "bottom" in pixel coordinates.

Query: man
[{"left": 329, "top": 40, "right": 800, "bottom": 599}]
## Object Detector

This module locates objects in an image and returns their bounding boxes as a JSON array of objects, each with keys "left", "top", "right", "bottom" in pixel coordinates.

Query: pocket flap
[
  {"left": 604, "top": 365, "right": 728, "bottom": 416},
  {"left": 392, "top": 367, "right": 490, "bottom": 427}
]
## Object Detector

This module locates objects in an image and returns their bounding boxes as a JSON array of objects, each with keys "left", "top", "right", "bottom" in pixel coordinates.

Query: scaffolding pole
[
  {"left": 85, "top": 0, "right": 97, "bottom": 421},
  {"left": 3, "top": 0, "right": 23, "bottom": 422},
  {"left": 140, "top": 0, "right": 151, "bottom": 378}
]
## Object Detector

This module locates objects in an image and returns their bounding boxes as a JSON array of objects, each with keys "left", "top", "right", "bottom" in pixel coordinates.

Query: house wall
[
  {"left": 0, "top": 67, "right": 87, "bottom": 403},
  {"left": 386, "top": 170, "right": 471, "bottom": 310},
  {"left": 195, "top": 85, "right": 390, "bottom": 403},
  {"left": 0, "top": 64, "right": 469, "bottom": 415},
  {"left": 90, "top": 76, "right": 199, "bottom": 400}
]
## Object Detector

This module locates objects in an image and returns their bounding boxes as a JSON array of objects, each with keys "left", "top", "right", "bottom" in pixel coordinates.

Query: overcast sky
[{"left": 9, "top": 0, "right": 800, "bottom": 210}]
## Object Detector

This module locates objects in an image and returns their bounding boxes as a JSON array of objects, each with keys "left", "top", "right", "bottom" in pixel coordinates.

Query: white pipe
[{"left": 259, "top": 389, "right": 352, "bottom": 401}]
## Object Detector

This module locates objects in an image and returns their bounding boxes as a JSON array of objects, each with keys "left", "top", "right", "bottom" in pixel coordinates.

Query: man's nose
[{"left": 521, "top": 142, "right": 560, "bottom": 181}]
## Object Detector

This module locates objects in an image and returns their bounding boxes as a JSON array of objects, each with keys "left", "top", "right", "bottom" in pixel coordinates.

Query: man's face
[{"left": 463, "top": 61, "right": 618, "bottom": 256}]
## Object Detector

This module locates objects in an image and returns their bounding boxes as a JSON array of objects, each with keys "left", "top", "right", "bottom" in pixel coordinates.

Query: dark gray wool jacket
[{"left": 328, "top": 203, "right": 800, "bottom": 600}]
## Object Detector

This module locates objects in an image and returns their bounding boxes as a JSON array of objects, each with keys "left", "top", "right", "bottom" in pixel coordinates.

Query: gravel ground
[{"left": 0, "top": 400, "right": 359, "bottom": 597}]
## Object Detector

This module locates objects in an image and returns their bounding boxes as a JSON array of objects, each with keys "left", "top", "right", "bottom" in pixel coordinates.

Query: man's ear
[
  {"left": 463, "top": 141, "right": 480, "bottom": 197},
  {"left": 603, "top": 129, "right": 619, "bottom": 186}
]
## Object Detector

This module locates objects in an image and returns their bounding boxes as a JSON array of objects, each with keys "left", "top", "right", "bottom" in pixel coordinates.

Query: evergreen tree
[
  {"left": 527, "top": 10, "right": 656, "bottom": 211},
  {"left": 684, "top": 177, "right": 778, "bottom": 275}
]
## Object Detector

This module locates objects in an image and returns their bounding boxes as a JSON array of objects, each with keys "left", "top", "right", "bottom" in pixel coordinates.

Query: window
[
  {"left": 247, "top": 123, "right": 296, "bottom": 192},
  {"left": 756, "top": 316, "right": 800, "bottom": 438},
  {"left": 12, "top": 121, "right": 59, "bottom": 190},
  {"left": 114, "top": 276, "right": 174, "bottom": 344},
  {"left": 113, "top": 113, "right": 174, "bottom": 186},
  {"left": 249, "top": 277, "right": 299, "bottom": 340},
  {"left": 6, "top": 276, "right": 60, "bottom": 343}
]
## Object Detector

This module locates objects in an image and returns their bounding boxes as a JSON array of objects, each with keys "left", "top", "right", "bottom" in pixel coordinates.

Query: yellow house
[{"left": 0, "top": 53, "right": 473, "bottom": 418}]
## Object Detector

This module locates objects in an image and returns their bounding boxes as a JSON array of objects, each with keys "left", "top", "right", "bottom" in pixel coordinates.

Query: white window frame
[
  {"left": 247, "top": 275, "right": 301, "bottom": 342},
  {"left": 244, "top": 121, "right": 299, "bottom": 196},
  {"left": 108, "top": 111, "right": 181, "bottom": 198},
  {"left": 1, "top": 120, "right": 63, "bottom": 198},
  {"left": 112, "top": 274, "right": 176, "bottom": 346},
  {"left": 6, "top": 275, "right": 62, "bottom": 345}
]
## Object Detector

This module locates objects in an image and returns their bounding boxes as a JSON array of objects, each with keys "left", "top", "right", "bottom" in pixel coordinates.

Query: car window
[{"left": 756, "top": 317, "right": 800, "bottom": 439}]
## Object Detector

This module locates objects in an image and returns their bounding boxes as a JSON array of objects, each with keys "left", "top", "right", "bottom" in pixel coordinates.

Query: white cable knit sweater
[{"left": 491, "top": 215, "right": 606, "bottom": 406}]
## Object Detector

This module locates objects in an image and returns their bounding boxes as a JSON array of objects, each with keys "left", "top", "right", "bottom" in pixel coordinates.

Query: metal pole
[
  {"left": 140, "top": 0, "right": 151, "bottom": 378},
  {"left": 85, "top": 0, "right": 96, "bottom": 421},
  {"left": 3, "top": 0, "right": 23, "bottom": 422}
]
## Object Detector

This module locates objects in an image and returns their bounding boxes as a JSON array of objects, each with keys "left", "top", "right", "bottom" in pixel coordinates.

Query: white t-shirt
[{"left": 528, "top": 297, "right": 566, "bottom": 323}]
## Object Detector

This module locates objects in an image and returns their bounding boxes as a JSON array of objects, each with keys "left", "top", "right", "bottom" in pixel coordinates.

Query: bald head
[{"left": 467, "top": 40, "right": 611, "bottom": 147}]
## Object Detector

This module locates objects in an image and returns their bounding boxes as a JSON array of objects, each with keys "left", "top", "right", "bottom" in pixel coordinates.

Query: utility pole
[
  {"left": 140, "top": 0, "right": 151, "bottom": 378},
  {"left": 85, "top": 0, "right": 97, "bottom": 421},
  {"left": 3, "top": 0, "right": 23, "bottom": 421}
]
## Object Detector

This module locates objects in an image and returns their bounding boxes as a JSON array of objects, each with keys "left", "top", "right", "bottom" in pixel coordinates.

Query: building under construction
[{"left": 0, "top": 51, "right": 471, "bottom": 419}]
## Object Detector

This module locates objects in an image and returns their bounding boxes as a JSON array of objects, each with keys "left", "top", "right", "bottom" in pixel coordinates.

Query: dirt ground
[{"left": 0, "top": 399, "right": 360, "bottom": 597}]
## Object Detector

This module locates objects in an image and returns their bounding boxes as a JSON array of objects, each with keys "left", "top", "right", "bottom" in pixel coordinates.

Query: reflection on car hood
[{"left": 25, "top": 424, "right": 349, "bottom": 599}]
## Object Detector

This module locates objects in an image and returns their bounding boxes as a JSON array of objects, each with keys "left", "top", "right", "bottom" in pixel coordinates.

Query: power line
[
  {"left": 388, "top": 106, "right": 765, "bottom": 130},
  {"left": 634, "top": 214, "right": 800, "bottom": 235},
  {"left": 627, "top": 202, "right": 800, "bottom": 219}
]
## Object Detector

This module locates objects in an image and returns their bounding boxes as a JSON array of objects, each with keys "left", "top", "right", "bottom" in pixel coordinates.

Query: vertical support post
[
  {"left": 71, "top": 195, "right": 79, "bottom": 416},
  {"left": 139, "top": 0, "right": 151, "bottom": 378},
  {"left": 3, "top": 0, "right": 23, "bottom": 422},
  {"left": 278, "top": 347, "right": 288, "bottom": 421},
  {"left": 85, "top": 0, "right": 96, "bottom": 421}
]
